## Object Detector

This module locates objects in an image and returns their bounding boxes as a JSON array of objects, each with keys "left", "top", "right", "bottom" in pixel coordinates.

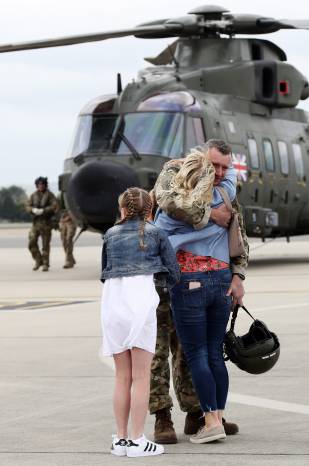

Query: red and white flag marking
[{"left": 232, "top": 153, "right": 248, "bottom": 182}]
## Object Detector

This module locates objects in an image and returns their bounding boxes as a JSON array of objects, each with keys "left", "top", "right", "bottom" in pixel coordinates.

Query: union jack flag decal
[{"left": 232, "top": 153, "right": 248, "bottom": 182}]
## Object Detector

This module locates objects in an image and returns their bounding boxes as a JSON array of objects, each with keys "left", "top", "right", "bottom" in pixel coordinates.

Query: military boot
[
  {"left": 222, "top": 418, "right": 239, "bottom": 435},
  {"left": 32, "top": 255, "right": 42, "bottom": 271},
  {"left": 154, "top": 408, "right": 177, "bottom": 444},
  {"left": 184, "top": 409, "right": 204, "bottom": 435},
  {"left": 33, "top": 260, "right": 42, "bottom": 271},
  {"left": 42, "top": 264, "right": 49, "bottom": 272},
  {"left": 63, "top": 252, "right": 74, "bottom": 269},
  {"left": 63, "top": 261, "right": 74, "bottom": 269}
]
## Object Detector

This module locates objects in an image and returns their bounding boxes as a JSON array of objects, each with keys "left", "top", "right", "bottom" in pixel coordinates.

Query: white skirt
[{"left": 100, "top": 275, "right": 159, "bottom": 356}]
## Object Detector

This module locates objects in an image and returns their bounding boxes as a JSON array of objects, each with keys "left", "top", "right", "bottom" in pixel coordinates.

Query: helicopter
[{"left": 1, "top": 4, "right": 309, "bottom": 239}]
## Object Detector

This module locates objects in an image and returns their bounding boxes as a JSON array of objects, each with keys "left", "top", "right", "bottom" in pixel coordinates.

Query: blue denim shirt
[
  {"left": 101, "top": 219, "right": 180, "bottom": 287},
  {"left": 155, "top": 169, "right": 237, "bottom": 263}
]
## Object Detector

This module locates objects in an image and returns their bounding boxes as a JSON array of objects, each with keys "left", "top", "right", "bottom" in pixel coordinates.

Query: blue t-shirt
[{"left": 155, "top": 168, "right": 237, "bottom": 263}]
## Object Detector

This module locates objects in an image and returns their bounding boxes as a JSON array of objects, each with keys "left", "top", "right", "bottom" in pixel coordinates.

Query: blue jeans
[{"left": 170, "top": 269, "right": 232, "bottom": 413}]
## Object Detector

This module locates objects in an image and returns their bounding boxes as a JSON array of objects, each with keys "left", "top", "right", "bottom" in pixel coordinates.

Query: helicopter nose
[{"left": 68, "top": 160, "right": 139, "bottom": 231}]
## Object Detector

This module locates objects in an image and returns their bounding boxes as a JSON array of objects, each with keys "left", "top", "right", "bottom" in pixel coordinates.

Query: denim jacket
[{"left": 101, "top": 219, "right": 180, "bottom": 287}]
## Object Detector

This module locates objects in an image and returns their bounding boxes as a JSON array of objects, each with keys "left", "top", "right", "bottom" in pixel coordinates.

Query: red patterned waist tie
[{"left": 176, "top": 249, "right": 229, "bottom": 273}]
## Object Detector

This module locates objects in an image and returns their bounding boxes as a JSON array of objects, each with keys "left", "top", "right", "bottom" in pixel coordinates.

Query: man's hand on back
[{"left": 210, "top": 204, "right": 232, "bottom": 228}]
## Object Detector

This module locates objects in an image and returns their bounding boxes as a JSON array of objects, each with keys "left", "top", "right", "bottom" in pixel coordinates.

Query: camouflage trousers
[
  {"left": 28, "top": 222, "right": 52, "bottom": 266},
  {"left": 149, "top": 286, "right": 200, "bottom": 415},
  {"left": 60, "top": 220, "right": 77, "bottom": 265}
]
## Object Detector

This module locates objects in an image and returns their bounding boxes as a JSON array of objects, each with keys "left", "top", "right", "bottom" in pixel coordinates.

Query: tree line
[{"left": 0, "top": 186, "right": 31, "bottom": 222}]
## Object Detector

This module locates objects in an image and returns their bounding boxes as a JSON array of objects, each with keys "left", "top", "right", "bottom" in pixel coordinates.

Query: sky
[{"left": 1, "top": 0, "right": 309, "bottom": 189}]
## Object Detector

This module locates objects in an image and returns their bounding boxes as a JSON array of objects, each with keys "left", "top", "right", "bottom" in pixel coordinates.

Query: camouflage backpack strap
[
  {"left": 217, "top": 186, "right": 246, "bottom": 258},
  {"left": 216, "top": 186, "right": 233, "bottom": 212}
]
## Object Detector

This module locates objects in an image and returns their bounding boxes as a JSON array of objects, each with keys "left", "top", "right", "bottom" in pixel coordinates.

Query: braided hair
[{"left": 118, "top": 187, "right": 153, "bottom": 250}]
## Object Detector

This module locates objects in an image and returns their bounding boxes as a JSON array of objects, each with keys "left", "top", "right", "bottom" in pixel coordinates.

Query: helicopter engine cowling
[{"left": 68, "top": 160, "right": 139, "bottom": 232}]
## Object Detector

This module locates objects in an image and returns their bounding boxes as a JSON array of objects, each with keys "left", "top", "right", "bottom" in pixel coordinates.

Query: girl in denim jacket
[{"left": 100, "top": 187, "right": 180, "bottom": 458}]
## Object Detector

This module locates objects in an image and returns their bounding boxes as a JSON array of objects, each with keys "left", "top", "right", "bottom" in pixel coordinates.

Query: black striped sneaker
[
  {"left": 110, "top": 435, "right": 127, "bottom": 456},
  {"left": 126, "top": 435, "right": 164, "bottom": 457}
]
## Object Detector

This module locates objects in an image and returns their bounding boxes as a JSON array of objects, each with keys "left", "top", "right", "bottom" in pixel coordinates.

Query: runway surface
[{"left": 0, "top": 225, "right": 309, "bottom": 465}]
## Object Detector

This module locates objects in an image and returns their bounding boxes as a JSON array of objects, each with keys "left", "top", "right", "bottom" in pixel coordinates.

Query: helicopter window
[
  {"left": 88, "top": 115, "right": 117, "bottom": 151},
  {"left": 228, "top": 121, "right": 236, "bottom": 134},
  {"left": 251, "top": 42, "right": 263, "bottom": 61},
  {"left": 277, "top": 141, "right": 289, "bottom": 175},
  {"left": 292, "top": 144, "right": 305, "bottom": 181},
  {"left": 113, "top": 112, "right": 183, "bottom": 157},
  {"left": 263, "top": 139, "right": 275, "bottom": 172},
  {"left": 262, "top": 68, "right": 275, "bottom": 99},
  {"left": 192, "top": 118, "right": 205, "bottom": 144},
  {"left": 137, "top": 91, "right": 201, "bottom": 113},
  {"left": 69, "top": 115, "right": 92, "bottom": 158},
  {"left": 186, "top": 117, "right": 205, "bottom": 151},
  {"left": 247, "top": 138, "right": 259, "bottom": 169}
]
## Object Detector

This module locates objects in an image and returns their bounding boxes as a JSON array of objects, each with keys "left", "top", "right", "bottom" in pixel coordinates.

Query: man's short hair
[
  {"left": 202, "top": 139, "right": 231, "bottom": 156},
  {"left": 35, "top": 176, "right": 48, "bottom": 186}
]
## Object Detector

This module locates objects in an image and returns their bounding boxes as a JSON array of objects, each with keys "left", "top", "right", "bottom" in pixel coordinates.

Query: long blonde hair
[
  {"left": 173, "top": 147, "right": 209, "bottom": 192},
  {"left": 118, "top": 187, "right": 153, "bottom": 250}
]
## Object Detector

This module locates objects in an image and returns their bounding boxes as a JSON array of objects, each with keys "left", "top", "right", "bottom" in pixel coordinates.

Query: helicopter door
[{"left": 276, "top": 140, "right": 291, "bottom": 234}]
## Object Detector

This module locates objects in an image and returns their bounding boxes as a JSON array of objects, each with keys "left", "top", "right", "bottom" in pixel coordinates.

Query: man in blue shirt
[{"left": 149, "top": 140, "right": 248, "bottom": 443}]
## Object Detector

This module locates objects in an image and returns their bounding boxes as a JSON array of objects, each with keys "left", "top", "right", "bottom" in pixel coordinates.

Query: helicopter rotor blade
[
  {"left": 260, "top": 19, "right": 309, "bottom": 30},
  {"left": 215, "top": 14, "right": 309, "bottom": 35},
  {"left": 1, "top": 10, "right": 308, "bottom": 55},
  {"left": 0, "top": 24, "right": 182, "bottom": 54},
  {"left": 144, "top": 40, "right": 178, "bottom": 65}
]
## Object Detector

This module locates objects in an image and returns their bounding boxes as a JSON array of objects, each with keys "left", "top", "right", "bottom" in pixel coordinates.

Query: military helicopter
[{"left": 1, "top": 4, "right": 309, "bottom": 239}]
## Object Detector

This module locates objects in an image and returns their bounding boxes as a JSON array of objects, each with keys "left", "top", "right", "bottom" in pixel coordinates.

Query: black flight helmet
[{"left": 224, "top": 305, "right": 280, "bottom": 375}]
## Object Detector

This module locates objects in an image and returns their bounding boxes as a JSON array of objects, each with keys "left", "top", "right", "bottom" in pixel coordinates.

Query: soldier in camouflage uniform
[
  {"left": 26, "top": 177, "right": 58, "bottom": 272},
  {"left": 149, "top": 140, "right": 249, "bottom": 443},
  {"left": 58, "top": 194, "right": 77, "bottom": 269}
]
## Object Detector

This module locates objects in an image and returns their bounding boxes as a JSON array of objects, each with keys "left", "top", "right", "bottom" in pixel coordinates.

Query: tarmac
[{"left": 0, "top": 224, "right": 309, "bottom": 466}]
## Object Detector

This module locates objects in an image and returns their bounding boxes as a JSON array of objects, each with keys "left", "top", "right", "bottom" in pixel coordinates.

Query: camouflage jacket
[
  {"left": 26, "top": 190, "right": 58, "bottom": 223},
  {"left": 229, "top": 196, "right": 249, "bottom": 278},
  {"left": 154, "top": 161, "right": 249, "bottom": 277},
  {"left": 154, "top": 160, "right": 214, "bottom": 230}
]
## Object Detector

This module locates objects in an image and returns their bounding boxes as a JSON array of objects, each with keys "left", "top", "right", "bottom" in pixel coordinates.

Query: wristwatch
[{"left": 233, "top": 273, "right": 245, "bottom": 281}]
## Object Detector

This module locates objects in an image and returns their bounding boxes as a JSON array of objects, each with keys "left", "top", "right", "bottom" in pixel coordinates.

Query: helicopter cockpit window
[
  {"left": 88, "top": 115, "right": 117, "bottom": 152},
  {"left": 278, "top": 141, "right": 289, "bottom": 175},
  {"left": 69, "top": 115, "right": 92, "bottom": 158},
  {"left": 263, "top": 139, "right": 275, "bottom": 172},
  {"left": 292, "top": 143, "right": 305, "bottom": 181},
  {"left": 113, "top": 112, "right": 183, "bottom": 157},
  {"left": 247, "top": 138, "right": 259, "bottom": 169},
  {"left": 137, "top": 91, "right": 201, "bottom": 113},
  {"left": 186, "top": 118, "right": 206, "bottom": 151}
]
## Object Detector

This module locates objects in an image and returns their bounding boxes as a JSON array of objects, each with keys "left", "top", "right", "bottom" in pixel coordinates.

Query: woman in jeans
[{"left": 155, "top": 140, "right": 241, "bottom": 443}]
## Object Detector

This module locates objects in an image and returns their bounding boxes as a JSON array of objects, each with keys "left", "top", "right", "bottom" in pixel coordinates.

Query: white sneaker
[
  {"left": 110, "top": 435, "right": 127, "bottom": 456},
  {"left": 126, "top": 434, "right": 164, "bottom": 457}
]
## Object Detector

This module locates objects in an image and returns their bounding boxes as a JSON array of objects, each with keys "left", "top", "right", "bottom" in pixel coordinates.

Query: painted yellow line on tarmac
[
  {"left": 253, "top": 302, "right": 309, "bottom": 312},
  {"left": 228, "top": 393, "right": 309, "bottom": 415},
  {"left": 100, "top": 355, "right": 309, "bottom": 415},
  {"left": 0, "top": 300, "right": 94, "bottom": 311}
]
